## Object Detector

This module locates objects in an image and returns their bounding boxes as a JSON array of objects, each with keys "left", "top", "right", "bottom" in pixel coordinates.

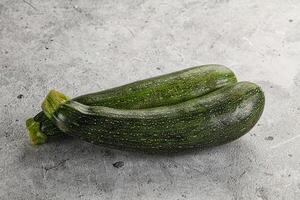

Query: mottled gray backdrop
[{"left": 0, "top": 0, "right": 300, "bottom": 199}]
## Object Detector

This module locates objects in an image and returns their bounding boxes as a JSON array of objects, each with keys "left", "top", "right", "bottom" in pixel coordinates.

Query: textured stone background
[{"left": 1, "top": 0, "right": 300, "bottom": 199}]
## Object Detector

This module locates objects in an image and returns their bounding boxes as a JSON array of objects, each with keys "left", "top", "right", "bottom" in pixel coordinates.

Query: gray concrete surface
[{"left": 0, "top": 0, "right": 300, "bottom": 199}]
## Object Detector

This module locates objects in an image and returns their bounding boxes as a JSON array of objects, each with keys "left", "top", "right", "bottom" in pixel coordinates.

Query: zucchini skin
[
  {"left": 29, "top": 64, "right": 237, "bottom": 143},
  {"left": 48, "top": 82, "right": 265, "bottom": 153},
  {"left": 73, "top": 64, "right": 237, "bottom": 109}
]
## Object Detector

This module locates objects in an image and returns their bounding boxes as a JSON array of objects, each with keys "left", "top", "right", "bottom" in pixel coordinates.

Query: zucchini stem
[
  {"left": 42, "top": 90, "right": 69, "bottom": 119},
  {"left": 26, "top": 118, "right": 47, "bottom": 145}
]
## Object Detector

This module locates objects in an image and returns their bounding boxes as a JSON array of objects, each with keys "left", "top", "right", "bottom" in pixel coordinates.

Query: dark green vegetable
[
  {"left": 26, "top": 64, "right": 237, "bottom": 144},
  {"left": 42, "top": 82, "right": 265, "bottom": 153},
  {"left": 72, "top": 64, "right": 237, "bottom": 109}
]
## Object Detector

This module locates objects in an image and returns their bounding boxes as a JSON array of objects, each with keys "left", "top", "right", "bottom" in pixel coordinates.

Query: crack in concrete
[
  {"left": 22, "top": 0, "right": 38, "bottom": 11},
  {"left": 43, "top": 159, "right": 69, "bottom": 171}
]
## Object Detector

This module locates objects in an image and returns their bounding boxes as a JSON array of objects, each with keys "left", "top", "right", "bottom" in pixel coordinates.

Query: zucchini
[
  {"left": 27, "top": 64, "right": 237, "bottom": 144},
  {"left": 73, "top": 64, "right": 237, "bottom": 109},
  {"left": 42, "top": 82, "right": 265, "bottom": 153}
]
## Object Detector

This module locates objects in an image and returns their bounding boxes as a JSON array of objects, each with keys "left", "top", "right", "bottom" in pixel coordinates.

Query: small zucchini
[
  {"left": 27, "top": 65, "right": 237, "bottom": 144},
  {"left": 42, "top": 82, "right": 265, "bottom": 153}
]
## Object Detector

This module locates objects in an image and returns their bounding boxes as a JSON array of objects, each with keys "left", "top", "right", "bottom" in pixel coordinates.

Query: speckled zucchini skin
[
  {"left": 73, "top": 64, "right": 237, "bottom": 109},
  {"left": 49, "top": 82, "right": 265, "bottom": 153},
  {"left": 34, "top": 64, "right": 237, "bottom": 140}
]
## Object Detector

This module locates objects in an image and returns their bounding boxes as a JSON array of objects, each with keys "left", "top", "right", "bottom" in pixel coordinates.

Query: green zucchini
[
  {"left": 26, "top": 64, "right": 237, "bottom": 144},
  {"left": 42, "top": 82, "right": 265, "bottom": 153}
]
